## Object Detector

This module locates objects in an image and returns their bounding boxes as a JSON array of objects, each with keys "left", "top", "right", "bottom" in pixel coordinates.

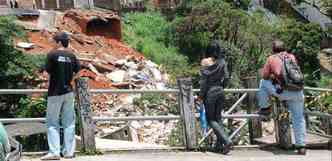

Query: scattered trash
[
  {"left": 106, "top": 70, "right": 126, "bottom": 83},
  {"left": 14, "top": 9, "right": 174, "bottom": 146},
  {"left": 17, "top": 42, "right": 34, "bottom": 49}
]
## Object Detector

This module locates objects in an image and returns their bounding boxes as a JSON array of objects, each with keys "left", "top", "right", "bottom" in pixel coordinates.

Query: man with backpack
[{"left": 257, "top": 40, "right": 306, "bottom": 155}]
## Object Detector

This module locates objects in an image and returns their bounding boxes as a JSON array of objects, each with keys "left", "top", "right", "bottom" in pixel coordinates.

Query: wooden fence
[{"left": 0, "top": 77, "right": 331, "bottom": 152}]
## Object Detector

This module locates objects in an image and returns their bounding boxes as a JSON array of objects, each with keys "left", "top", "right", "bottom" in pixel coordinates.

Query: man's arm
[
  {"left": 223, "top": 60, "right": 229, "bottom": 87},
  {"left": 45, "top": 53, "right": 53, "bottom": 73},
  {"left": 262, "top": 58, "right": 271, "bottom": 80},
  {"left": 71, "top": 55, "right": 81, "bottom": 89},
  {"left": 72, "top": 56, "right": 81, "bottom": 74},
  {"left": 199, "top": 71, "right": 208, "bottom": 99}
]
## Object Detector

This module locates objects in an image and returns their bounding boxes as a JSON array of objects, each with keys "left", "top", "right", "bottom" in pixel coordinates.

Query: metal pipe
[
  {"left": 229, "top": 120, "right": 249, "bottom": 140},
  {"left": 224, "top": 93, "right": 248, "bottom": 115},
  {"left": 305, "top": 111, "right": 332, "bottom": 118},
  {"left": 0, "top": 87, "right": 330, "bottom": 95},
  {"left": 304, "top": 87, "right": 332, "bottom": 92},
  {"left": 0, "top": 118, "right": 46, "bottom": 123},
  {"left": 307, "top": 131, "right": 332, "bottom": 139},
  {"left": 198, "top": 114, "right": 261, "bottom": 145},
  {"left": 90, "top": 89, "right": 180, "bottom": 94},
  {"left": 0, "top": 89, "right": 47, "bottom": 94},
  {"left": 93, "top": 115, "right": 182, "bottom": 122},
  {"left": 223, "top": 114, "right": 261, "bottom": 119},
  {"left": 0, "top": 114, "right": 261, "bottom": 124},
  {"left": 193, "top": 89, "right": 259, "bottom": 93}
]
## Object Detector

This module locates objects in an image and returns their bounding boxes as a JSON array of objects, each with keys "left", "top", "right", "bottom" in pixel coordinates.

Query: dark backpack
[{"left": 278, "top": 53, "right": 304, "bottom": 91}]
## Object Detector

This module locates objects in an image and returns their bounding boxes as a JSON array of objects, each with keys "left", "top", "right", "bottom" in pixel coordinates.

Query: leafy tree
[
  {"left": 275, "top": 18, "right": 323, "bottom": 85},
  {"left": 0, "top": 17, "right": 45, "bottom": 117},
  {"left": 321, "top": 0, "right": 332, "bottom": 17},
  {"left": 171, "top": 0, "right": 275, "bottom": 82}
]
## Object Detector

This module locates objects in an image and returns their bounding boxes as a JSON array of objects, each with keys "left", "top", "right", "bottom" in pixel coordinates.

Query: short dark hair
[
  {"left": 206, "top": 39, "right": 226, "bottom": 59},
  {"left": 53, "top": 32, "right": 70, "bottom": 48},
  {"left": 272, "top": 40, "right": 285, "bottom": 53}
]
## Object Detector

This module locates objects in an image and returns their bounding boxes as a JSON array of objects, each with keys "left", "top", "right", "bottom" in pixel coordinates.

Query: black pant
[{"left": 204, "top": 86, "right": 231, "bottom": 147}]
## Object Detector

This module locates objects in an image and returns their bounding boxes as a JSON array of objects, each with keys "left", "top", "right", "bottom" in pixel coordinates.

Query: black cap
[{"left": 53, "top": 32, "right": 70, "bottom": 41}]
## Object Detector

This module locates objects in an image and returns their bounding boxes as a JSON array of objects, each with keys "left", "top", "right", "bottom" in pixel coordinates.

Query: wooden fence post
[
  {"left": 245, "top": 77, "right": 262, "bottom": 144},
  {"left": 273, "top": 99, "right": 292, "bottom": 149},
  {"left": 177, "top": 77, "right": 197, "bottom": 150},
  {"left": 75, "top": 77, "right": 96, "bottom": 152}
]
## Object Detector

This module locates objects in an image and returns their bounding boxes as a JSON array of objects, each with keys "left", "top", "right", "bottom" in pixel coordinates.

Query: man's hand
[
  {"left": 195, "top": 95, "right": 203, "bottom": 102},
  {"left": 270, "top": 74, "right": 276, "bottom": 80},
  {"left": 70, "top": 72, "right": 81, "bottom": 90}
]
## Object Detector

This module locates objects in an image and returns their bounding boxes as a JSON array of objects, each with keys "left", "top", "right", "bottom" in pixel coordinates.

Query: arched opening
[{"left": 85, "top": 17, "right": 121, "bottom": 40}]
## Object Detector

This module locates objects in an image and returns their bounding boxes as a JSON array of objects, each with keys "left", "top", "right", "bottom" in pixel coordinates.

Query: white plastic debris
[
  {"left": 145, "top": 60, "right": 158, "bottom": 68},
  {"left": 125, "top": 61, "right": 138, "bottom": 69},
  {"left": 115, "top": 59, "right": 127, "bottom": 66},
  {"left": 106, "top": 70, "right": 126, "bottom": 83},
  {"left": 17, "top": 42, "right": 34, "bottom": 49},
  {"left": 150, "top": 68, "right": 162, "bottom": 81}
]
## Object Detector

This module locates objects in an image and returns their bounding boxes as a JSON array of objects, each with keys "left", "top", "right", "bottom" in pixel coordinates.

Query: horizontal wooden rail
[
  {"left": 90, "top": 89, "right": 180, "bottom": 94},
  {"left": 0, "top": 87, "right": 329, "bottom": 95},
  {"left": 92, "top": 115, "right": 182, "bottom": 121},
  {"left": 0, "top": 114, "right": 262, "bottom": 124},
  {"left": 0, "top": 118, "right": 46, "bottom": 123},
  {"left": 305, "top": 111, "right": 332, "bottom": 118}
]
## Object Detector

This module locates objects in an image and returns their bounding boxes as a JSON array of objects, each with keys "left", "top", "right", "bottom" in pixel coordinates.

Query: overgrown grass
[{"left": 122, "top": 12, "right": 196, "bottom": 82}]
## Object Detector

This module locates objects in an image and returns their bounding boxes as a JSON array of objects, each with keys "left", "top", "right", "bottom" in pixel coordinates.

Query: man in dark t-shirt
[{"left": 41, "top": 32, "right": 80, "bottom": 160}]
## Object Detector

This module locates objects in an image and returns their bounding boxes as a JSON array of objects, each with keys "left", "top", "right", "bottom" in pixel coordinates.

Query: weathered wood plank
[
  {"left": 245, "top": 77, "right": 262, "bottom": 144},
  {"left": 177, "top": 77, "right": 197, "bottom": 150},
  {"left": 255, "top": 132, "right": 330, "bottom": 148},
  {"left": 273, "top": 99, "right": 292, "bottom": 149},
  {"left": 75, "top": 77, "right": 96, "bottom": 152}
]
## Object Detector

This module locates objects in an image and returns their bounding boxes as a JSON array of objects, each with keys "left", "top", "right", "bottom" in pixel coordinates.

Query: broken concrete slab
[
  {"left": 100, "top": 124, "right": 139, "bottom": 142},
  {"left": 5, "top": 123, "right": 46, "bottom": 137},
  {"left": 37, "top": 10, "right": 57, "bottom": 31}
]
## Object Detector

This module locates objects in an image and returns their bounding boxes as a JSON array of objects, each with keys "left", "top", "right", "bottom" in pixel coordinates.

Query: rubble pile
[
  {"left": 15, "top": 9, "right": 177, "bottom": 145},
  {"left": 97, "top": 120, "right": 179, "bottom": 145}
]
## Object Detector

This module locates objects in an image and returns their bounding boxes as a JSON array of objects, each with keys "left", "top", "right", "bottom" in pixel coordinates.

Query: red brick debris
[{"left": 15, "top": 9, "right": 145, "bottom": 89}]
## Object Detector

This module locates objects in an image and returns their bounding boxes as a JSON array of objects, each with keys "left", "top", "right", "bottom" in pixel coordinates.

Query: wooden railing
[{"left": 0, "top": 77, "right": 331, "bottom": 152}]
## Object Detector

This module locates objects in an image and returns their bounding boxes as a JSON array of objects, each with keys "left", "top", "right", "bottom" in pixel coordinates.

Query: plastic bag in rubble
[{"left": 133, "top": 72, "right": 150, "bottom": 81}]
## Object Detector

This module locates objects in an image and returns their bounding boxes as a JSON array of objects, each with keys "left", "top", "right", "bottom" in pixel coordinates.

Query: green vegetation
[
  {"left": 133, "top": 93, "right": 179, "bottom": 115},
  {"left": 0, "top": 16, "right": 46, "bottom": 118},
  {"left": 321, "top": 0, "right": 332, "bottom": 17},
  {"left": 276, "top": 18, "right": 322, "bottom": 85},
  {"left": 122, "top": 12, "right": 196, "bottom": 82}
]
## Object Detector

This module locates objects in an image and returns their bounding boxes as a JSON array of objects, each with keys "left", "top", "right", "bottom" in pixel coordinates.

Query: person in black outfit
[
  {"left": 9, "top": 1, "right": 14, "bottom": 8},
  {"left": 14, "top": 0, "right": 18, "bottom": 8},
  {"left": 41, "top": 32, "right": 80, "bottom": 160},
  {"left": 200, "top": 37, "right": 232, "bottom": 154}
]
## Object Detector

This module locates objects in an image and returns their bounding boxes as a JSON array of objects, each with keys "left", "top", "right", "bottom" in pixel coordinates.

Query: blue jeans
[
  {"left": 47, "top": 92, "right": 76, "bottom": 156},
  {"left": 257, "top": 79, "right": 306, "bottom": 146}
]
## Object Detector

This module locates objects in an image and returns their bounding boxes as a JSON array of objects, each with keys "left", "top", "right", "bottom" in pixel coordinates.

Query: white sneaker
[
  {"left": 63, "top": 154, "right": 75, "bottom": 159},
  {"left": 40, "top": 153, "right": 60, "bottom": 160}
]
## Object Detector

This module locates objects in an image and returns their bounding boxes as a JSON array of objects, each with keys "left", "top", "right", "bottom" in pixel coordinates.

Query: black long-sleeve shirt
[
  {"left": 199, "top": 58, "right": 229, "bottom": 99},
  {"left": 45, "top": 50, "right": 80, "bottom": 96}
]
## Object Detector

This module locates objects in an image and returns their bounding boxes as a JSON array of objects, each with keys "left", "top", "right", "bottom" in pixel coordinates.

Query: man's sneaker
[
  {"left": 64, "top": 155, "right": 75, "bottom": 159},
  {"left": 258, "top": 107, "right": 272, "bottom": 116},
  {"left": 40, "top": 153, "right": 60, "bottom": 160},
  {"left": 297, "top": 147, "right": 306, "bottom": 155}
]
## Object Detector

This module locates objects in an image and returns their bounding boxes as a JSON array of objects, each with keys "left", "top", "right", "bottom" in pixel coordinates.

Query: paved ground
[{"left": 22, "top": 150, "right": 331, "bottom": 161}]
